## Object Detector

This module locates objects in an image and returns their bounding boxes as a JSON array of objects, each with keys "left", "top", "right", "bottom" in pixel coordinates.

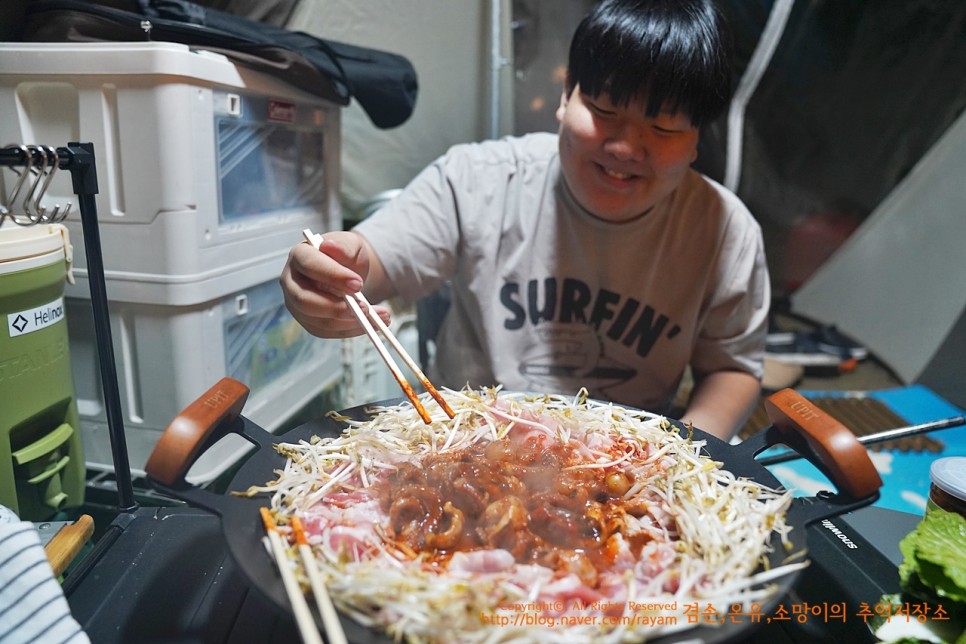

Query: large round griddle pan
[{"left": 145, "top": 379, "right": 882, "bottom": 643}]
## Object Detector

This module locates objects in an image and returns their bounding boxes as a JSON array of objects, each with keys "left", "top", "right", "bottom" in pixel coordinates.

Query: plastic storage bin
[
  {"left": 66, "top": 267, "right": 342, "bottom": 483},
  {"left": 0, "top": 42, "right": 344, "bottom": 482},
  {"left": 0, "top": 41, "right": 341, "bottom": 302},
  {"left": 0, "top": 224, "right": 85, "bottom": 519}
]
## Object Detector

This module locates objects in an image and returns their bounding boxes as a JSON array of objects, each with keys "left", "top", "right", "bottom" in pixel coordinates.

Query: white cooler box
[{"left": 0, "top": 42, "right": 344, "bottom": 482}]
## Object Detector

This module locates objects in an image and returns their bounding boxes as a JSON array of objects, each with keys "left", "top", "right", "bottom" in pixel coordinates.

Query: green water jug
[{"left": 0, "top": 224, "right": 85, "bottom": 520}]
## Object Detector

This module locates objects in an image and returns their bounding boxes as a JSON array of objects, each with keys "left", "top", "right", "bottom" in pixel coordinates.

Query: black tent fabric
[
  {"left": 22, "top": 0, "right": 419, "bottom": 129},
  {"left": 706, "top": 0, "right": 966, "bottom": 292}
]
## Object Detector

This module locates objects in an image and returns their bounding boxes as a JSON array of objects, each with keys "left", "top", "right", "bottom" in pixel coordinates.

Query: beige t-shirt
[{"left": 355, "top": 132, "right": 768, "bottom": 413}]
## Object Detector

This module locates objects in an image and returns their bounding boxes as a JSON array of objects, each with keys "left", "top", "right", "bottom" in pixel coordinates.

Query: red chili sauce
[{"left": 374, "top": 433, "right": 650, "bottom": 584}]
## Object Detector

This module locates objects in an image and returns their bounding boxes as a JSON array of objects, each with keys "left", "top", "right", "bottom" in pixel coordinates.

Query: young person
[{"left": 280, "top": 0, "right": 768, "bottom": 440}]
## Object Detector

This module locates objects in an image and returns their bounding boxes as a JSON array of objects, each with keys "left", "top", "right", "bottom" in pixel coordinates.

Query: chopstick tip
[
  {"left": 302, "top": 229, "right": 324, "bottom": 249},
  {"left": 291, "top": 515, "right": 310, "bottom": 546},
  {"left": 259, "top": 507, "right": 276, "bottom": 532}
]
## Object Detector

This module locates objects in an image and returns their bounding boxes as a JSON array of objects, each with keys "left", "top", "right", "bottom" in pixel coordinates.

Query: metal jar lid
[{"left": 930, "top": 456, "right": 966, "bottom": 501}]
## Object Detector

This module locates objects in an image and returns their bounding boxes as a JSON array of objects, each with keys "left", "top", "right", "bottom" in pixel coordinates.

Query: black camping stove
[{"left": 65, "top": 504, "right": 917, "bottom": 643}]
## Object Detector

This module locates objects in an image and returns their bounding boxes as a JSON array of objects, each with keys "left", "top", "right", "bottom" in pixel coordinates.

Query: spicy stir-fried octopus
[{"left": 377, "top": 432, "right": 652, "bottom": 585}]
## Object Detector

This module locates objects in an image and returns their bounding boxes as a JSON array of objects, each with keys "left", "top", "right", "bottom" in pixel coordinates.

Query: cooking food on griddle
[{"left": 243, "top": 388, "right": 806, "bottom": 643}]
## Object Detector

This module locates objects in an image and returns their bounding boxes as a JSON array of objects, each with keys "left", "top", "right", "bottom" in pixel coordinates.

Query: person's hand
[{"left": 280, "top": 231, "right": 391, "bottom": 338}]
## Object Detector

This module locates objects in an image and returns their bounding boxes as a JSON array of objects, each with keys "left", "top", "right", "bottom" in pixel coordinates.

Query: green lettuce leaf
[{"left": 900, "top": 509, "right": 966, "bottom": 604}]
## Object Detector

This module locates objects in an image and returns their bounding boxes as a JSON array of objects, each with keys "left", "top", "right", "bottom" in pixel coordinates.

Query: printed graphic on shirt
[
  {"left": 500, "top": 277, "right": 681, "bottom": 394},
  {"left": 516, "top": 323, "right": 636, "bottom": 394}
]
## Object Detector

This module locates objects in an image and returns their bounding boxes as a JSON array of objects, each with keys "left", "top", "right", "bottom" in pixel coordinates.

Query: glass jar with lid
[{"left": 927, "top": 456, "right": 966, "bottom": 518}]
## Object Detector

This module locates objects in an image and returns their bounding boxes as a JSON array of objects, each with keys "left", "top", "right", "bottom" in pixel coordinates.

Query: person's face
[{"left": 556, "top": 83, "right": 700, "bottom": 223}]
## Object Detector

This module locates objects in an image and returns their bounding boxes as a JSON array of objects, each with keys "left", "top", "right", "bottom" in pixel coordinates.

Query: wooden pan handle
[
  {"left": 45, "top": 514, "right": 94, "bottom": 578},
  {"left": 145, "top": 377, "right": 251, "bottom": 487},
  {"left": 764, "top": 388, "right": 882, "bottom": 499}
]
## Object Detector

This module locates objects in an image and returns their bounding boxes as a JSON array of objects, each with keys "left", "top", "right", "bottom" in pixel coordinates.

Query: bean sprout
[{"left": 241, "top": 387, "right": 804, "bottom": 643}]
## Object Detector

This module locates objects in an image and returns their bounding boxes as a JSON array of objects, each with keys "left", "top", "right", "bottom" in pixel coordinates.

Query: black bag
[{"left": 23, "top": 0, "right": 419, "bottom": 129}]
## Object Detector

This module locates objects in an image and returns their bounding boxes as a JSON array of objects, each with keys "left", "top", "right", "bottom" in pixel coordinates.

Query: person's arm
[
  {"left": 280, "top": 230, "right": 396, "bottom": 339},
  {"left": 680, "top": 369, "right": 761, "bottom": 441},
  {"left": 0, "top": 506, "right": 91, "bottom": 643}
]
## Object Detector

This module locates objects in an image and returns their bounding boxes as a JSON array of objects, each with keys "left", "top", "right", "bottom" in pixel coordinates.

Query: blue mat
[{"left": 764, "top": 385, "right": 966, "bottom": 515}]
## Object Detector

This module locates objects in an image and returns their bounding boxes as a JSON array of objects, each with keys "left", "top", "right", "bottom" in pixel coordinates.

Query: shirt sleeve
[
  {"left": 353, "top": 150, "right": 464, "bottom": 303},
  {"left": 0, "top": 517, "right": 91, "bottom": 644},
  {"left": 690, "top": 205, "right": 770, "bottom": 380}
]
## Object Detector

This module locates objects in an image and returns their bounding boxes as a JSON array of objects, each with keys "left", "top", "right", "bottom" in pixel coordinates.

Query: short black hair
[{"left": 566, "top": 0, "right": 733, "bottom": 126}]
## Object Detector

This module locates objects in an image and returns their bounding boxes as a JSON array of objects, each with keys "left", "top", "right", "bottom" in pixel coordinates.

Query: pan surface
[{"left": 153, "top": 394, "right": 878, "bottom": 644}]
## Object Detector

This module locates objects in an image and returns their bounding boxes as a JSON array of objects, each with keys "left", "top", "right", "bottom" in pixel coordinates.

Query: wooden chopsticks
[
  {"left": 259, "top": 508, "right": 324, "bottom": 644},
  {"left": 261, "top": 508, "right": 350, "bottom": 643},
  {"left": 302, "top": 229, "right": 455, "bottom": 424},
  {"left": 291, "top": 517, "right": 347, "bottom": 644}
]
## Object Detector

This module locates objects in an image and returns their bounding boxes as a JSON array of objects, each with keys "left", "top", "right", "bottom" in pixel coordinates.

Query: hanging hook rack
[
  {"left": 0, "top": 144, "right": 32, "bottom": 223},
  {"left": 1, "top": 141, "right": 136, "bottom": 513},
  {"left": 1, "top": 143, "right": 73, "bottom": 226}
]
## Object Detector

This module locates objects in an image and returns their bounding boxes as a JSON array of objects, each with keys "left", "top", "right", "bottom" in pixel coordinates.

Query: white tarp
[{"left": 792, "top": 109, "right": 966, "bottom": 387}]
